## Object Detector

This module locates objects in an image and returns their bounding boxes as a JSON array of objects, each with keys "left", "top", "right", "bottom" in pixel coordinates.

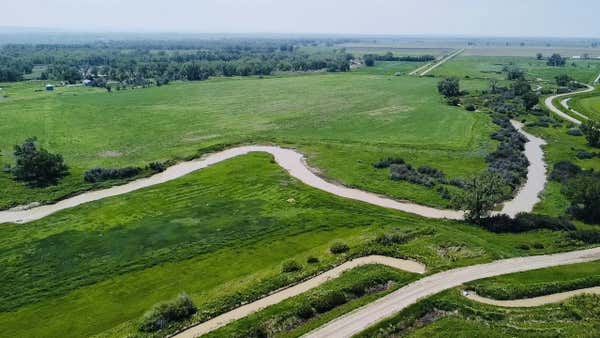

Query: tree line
[{"left": 0, "top": 39, "right": 354, "bottom": 83}]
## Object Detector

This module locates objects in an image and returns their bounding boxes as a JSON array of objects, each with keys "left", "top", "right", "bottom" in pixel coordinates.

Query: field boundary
[
  {"left": 419, "top": 49, "right": 464, "bottom": 76},
  {"left": 463, "top": 286, "right": 600, "bottom": 307}
]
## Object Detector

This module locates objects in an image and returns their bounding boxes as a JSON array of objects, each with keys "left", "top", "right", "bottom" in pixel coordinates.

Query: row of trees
[{"left": 0, "top": 40, "right": 354, "bottom": 84}]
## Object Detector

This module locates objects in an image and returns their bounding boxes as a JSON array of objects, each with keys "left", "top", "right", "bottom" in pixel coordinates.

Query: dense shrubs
[
  {"left": 486, "top": 115, "right": 528, "bottom": 188},
  {"left": 580, "top": 119, "right": 600, "bottom": 147},
  {"left": 139, "top": 293, "right": 197, "bottom": 332},
  {"left": 568, "top": 230, "right": 600, "bottom": 244},
  {"left": 567, "top": 127, "right": 583, "bottom": 136},
  {"left": 330, "top": 241, "right": 350, "bottom": 254},
  {"left": 390, "top": 164, "right": 436, "bottom": 187},
  {"left": 437, "top": 77, "right": 461, "bottom": 97},
  {"left": 310, "top": 291, "right": 347, "bottom": 313},
  {"left": 550, "top": 160, "right": 581, "bottom": 183},
  {"left": 84, "top": 166, "right": 141, "bottom": 183},
  {"left": 479, "top": 213, "right": 575, "bottom": 233},
  {"left": 281, "top": 260, "right": 303, "bottom": 273},
  {"left": 372, "top": 157, "right": 405, "bottom": 169},
  {"left": 306, "top": 256, "right": 319, "bottom": 264},
  {"left": 470, "top": 276, "right": 600, "bottom": 301},
  {"left": 550, "top": 161, "right": 600, "bottom": 223}
]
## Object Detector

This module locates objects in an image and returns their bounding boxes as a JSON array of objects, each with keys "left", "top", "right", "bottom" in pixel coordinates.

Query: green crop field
[{"left": 0, "top": 73, "right": 496, "bottom": 210}]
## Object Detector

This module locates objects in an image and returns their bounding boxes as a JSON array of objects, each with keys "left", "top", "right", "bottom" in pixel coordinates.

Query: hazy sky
[{"left": 3, "top": 0, "right": 599, "bottom": 37}]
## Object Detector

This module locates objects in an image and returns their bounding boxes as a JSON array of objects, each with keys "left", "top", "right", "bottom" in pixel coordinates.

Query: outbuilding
[{"left": 45, "top": 84, "right": 54, "bottom": 91}]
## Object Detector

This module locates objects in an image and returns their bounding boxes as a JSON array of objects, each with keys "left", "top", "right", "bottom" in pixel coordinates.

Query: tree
[
  {"left": 488, "top": 79, "right": 500, "bottom": 94},
  {"left": 12, "top": 138, "right": 69, "bottom": 186},
  {"left": 536, "top": 53, "right": 543, "bottom": 60},
  {"left": 521, "top": 91, "right": 539, "bottom": 110},
  {"left": 504, "top": 66, "right": 524, "bottom": 80},
  {"left": 555, "top": 74, "right": 572, "bottom": 86},
  {"left": 580, "top": 120, "right": 600, "bottom": 147},
  {"left": 511, "top": 78, "right": 531, "bottom": 96},
  {"left": 437, "top": 77, "right": 461, "bottom": 97},
  {"left": 363, "top": 54, "right": 375, "bottom": 67},
  {"left": 452, "top": 172, "right": 505, "bottom": 222},
  {"left": 547, "top": 53, "right": 566, "bottom": 66},
  {"left": 564, "top": 174, "right": 600, "bottom": 223}
]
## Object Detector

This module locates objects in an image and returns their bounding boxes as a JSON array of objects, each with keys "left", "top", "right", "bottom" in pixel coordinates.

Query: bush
[
  {"left": 576, "top": 151, "right": 595, "bottom": 159},
  {"left": 373, "top": 157, "right": 404, "bottom": 169},
  {"left": 139, "top": 293, "right": 197, "bottom": 332},
  {"left": 375, "top": 232, "right": 412, "bottom": 245},
  {"left": 549, "top": 161, "right": 581, "bottom": 183},
  {"left": 310, "top": 291, "right": 347, "bottom": 313},
  {"left": 568, "top": 230, "right": 600, "bottom": 244},
  {"left": 148, "top": 161, "right": 169, "bottom": 173},
  {"left": 84, "top": 166, "right": 141, "bottom": 183},
  {"left": 296, "top": 303, "right": 315, "bottom": 319},
  {"left": 567, "top": 127, "right": 583, "bottom": 136},
  {"left": 464, "top": 103, "right": 476, "bottom": 111},
  {"left": 479, "top": 213, "right": 575, "bottom": 233},
  {"left": 330, "top": 241, "right": 350, "bottom": 254},
  {"left": 390, "top": 163, "right": 436, "bottom": 187},
  {"left": 281, "top": 260, "right": 302, "bottom": 273},
  {"left": 306, "top": 256, "right": 319, "bottom": 264},
  {"left": 12, "top": 137, "right": 69, "bottom": 186},
  {"left": 580, "top": 119, "right": 600, "bottom": 148}
]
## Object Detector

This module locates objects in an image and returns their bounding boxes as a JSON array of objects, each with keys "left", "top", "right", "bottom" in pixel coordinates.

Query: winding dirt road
[
  {"left": 171, "top": 256, "right": 425, "bottom": 338},
  {"left": 304, "top": 247, "right": 600, "bottom": 338},
  {"left": 464, "top": 286, "right": 600, "bottom": 308},
  {"left": 0, "top": 117, "right": 546, "bottom": 224},
  {"left": 545, "top": 83, "right": 595, "bottom": 124}
]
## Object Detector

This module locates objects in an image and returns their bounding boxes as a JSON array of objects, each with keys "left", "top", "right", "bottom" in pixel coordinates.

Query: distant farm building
[
  {"left": 83, "top": 79, "right": 93, "bottom": 86},
  {"left": 45, "top": 84, "right": 54, "bottom": 91}
]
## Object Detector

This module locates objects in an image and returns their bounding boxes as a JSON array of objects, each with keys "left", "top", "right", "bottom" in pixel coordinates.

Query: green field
[
  {"left": 0, "top": 151, "right": 586, "bottom": 337},
  {"left": 0, "top": 73, "right": 496, "bottom": 209},
  {"left": 430, "top": 55, "right": 600, "bottom": 83},
  {"left": 571, "top": 92, "right": 600, "bottom": 120}
]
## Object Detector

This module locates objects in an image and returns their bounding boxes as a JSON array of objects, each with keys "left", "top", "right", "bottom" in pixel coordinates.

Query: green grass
[
  {"left": 0, "top": 73, "right": 496, "bottom": 209},
  {"left": 466, "top": 261, "right": 600, "bottom": 300},
  {"left": 358, "top": 289, "right": 600, "bottom": 338},
  {"left": 571, "top": 91, "right": 600, "bottom": 120},
  {"left": 0, "top": 153, "right": 587, "bottom": 338},
  {"left": 352, "top": 61, "right": 427, "bottom": 76},
  {"left": 430, "top": 55, "right": 600, "bottom": 83}
]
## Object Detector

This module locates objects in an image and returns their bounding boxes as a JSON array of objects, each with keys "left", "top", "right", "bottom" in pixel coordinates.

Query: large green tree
[
  {"left": 12, "top": 138, "right": 69, "bottom": 187},
  {"left": 437, "top": 77, "right": 461, "bottom": 97},
  {"left": 453, "top": 172, "right": 505, "bottom": 222}
]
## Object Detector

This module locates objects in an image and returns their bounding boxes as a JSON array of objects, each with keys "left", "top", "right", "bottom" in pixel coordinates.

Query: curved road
[
  {"left": 544, "top": 83, "right": 595, "bottom": 125},
  {"left": 0, "top": 118, "right": 545, "bottom": 224},
  {"left": 304, "top": 247, "right": 600, "bottom": 338},
  {"left": 464, "top": 286, "right": 600, "bottom": 308},
  {"left": 171, "top": 256, "right": 425, "bottom": 338}
]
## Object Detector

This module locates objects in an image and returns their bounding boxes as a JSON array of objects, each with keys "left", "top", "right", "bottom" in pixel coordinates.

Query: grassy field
[
  {"left": 360, "top": 263, "right": 600, "bottom": 338},
  {"left": 571, "top": 91, "right": 600, "bottom": 120},
  {"left": 0, "top": 152, "right": 587, "bottom": 338},
  {"left": 429, "top": 55, "right": 600, "bottom": 83},
  {"left": 0, "top": 73, "right": 496, "bottom": 209}
]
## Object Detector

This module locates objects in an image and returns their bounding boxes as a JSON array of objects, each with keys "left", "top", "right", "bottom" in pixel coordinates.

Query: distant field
[
  {"left": 0, "top": 152, "right": 579, "bottom": 338},
  {"left": 0, "top": 73, "right": 496, "bottom": 209},
  {"left": 463, "top": 46, "right": 600, "bottom": 57},
  {"left": 430, "top": 55, "right": 600, "bottom": 83}
]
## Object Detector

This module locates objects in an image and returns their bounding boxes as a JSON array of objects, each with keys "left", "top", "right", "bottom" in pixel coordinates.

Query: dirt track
[{"left": 464, "top": 286, "right": 600, "bottom": 307}]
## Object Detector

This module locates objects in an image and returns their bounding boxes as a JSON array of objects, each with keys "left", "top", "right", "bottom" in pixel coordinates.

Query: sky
[{"left": 2, "top": 0, "right": 599, "bottom": 37}]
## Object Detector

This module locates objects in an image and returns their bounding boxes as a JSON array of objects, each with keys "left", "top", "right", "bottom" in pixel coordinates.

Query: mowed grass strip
[{"left": 0, "top": 73, "right": 494, "bottom": 209}]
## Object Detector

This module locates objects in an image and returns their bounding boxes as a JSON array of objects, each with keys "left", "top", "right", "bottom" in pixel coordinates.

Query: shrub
[
  {"left": 464, "top": 103, "right": 476, "bottom": 111},
  {"left": 390, "top": 163, "right": 436, "bottom": 188},
  {"left": 148, "top": 161, "right": 168, "bottom": 173},
  {"left": 310, "top": 291, "right": 347, "bottom": 313},
  {"left": 549, "top": 161, "right": 581, "bottom": 183},
  {"left": 375, "top": 232, "right": 412, "bottom": 245},
  {"left": 306, "top": 256, "right": 319, "bottom": 264},
  {"left": 330, "top": 241, "right": 350, "bottom": 254},
  {"left": 84, "top": 166, "right": 141, "bottom": 183},
  {"left": 516, "top": 244, "right": 530, "bottom": 250},
  {"left": 567, "top": 127, "right": 583, "bottom": 136},
  {"left": 479, "top": 213, "right": 575, "bottom": 233},
  {"left": 139, "top": 293, "right": 197, "bottom": 332},
  {"left": 580, "top": 119, "right": 600, "bottom": 147},
  {"left": 568, "top": 230, "right": 600, "bottom": 244},
  {"left": 281, "top": 260, "right": 302, "bottom": 273},
  {"left": 532, "top": 242, "right": 545, "bottom": 249},
  {"left": 576, "top": 151, "right": 595, "bottom": 159},
  {"left": 372, "top": 157, "right": 404, "bottom": 169},
  {"left": 12, "top": 137, "right": 69, "bottom": 186},
  {"left": 296, "top": 303, "right": 315, "bottom": 319}
]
